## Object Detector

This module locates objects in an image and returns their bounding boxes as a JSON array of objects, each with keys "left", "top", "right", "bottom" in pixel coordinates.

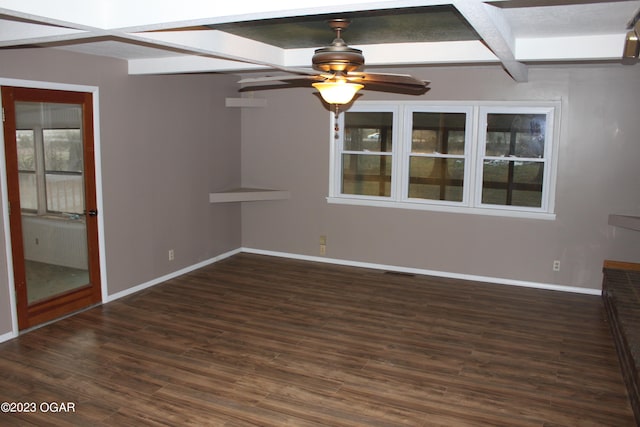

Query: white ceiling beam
[
  {"left": 351, "top": 40, "right": 498, "bottom": 65},
  {"left": 130, "top": 30, "right": 285, "bottom": 69},
  {"left": 285, "top": 40, "right": 499, "bottom": 68},
  {"left": 129, "top": 40, "right": 501, "bottom": 75},
  {"left": 129, "top": 32, "right": 628, "bottom": 75},
  {"left": 453, "top": 0, "right": 528, "bottom": 82},
  {"left": 128, "top": 56, "right": 267, "bottom": 75},
  {"left": 0, "top": 20, "right": 87, "bottom": 44}
]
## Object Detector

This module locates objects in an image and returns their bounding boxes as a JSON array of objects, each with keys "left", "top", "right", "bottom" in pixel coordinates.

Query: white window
[{"left": 328, "top": 101, "right": 560, "bottom": 219}]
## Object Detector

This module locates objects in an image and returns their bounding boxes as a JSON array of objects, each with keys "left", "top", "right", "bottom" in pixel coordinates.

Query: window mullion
[
  {"left": 33, "top": 126, "right": 47, "bottom": 215},
  {"left": 395, "top": 106, "right": 408, "bottom": 202},
  {"left": 468, "top": 106, "right": 482, "bottom": 208}
]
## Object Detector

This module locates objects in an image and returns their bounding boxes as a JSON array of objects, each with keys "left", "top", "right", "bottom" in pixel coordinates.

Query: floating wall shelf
[
  {"left": 608, "top": 214, "right": 640, "bottom": 232},
  {"left": 225, "top": 98, "right": 267, "bottom": 108},
  {"left": 209, "top": 188, "right": 290, "bottom": 203}
]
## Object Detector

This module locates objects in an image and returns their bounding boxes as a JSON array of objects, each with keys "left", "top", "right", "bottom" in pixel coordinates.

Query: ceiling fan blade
[
  {"left": 239, "top": 78, "right": 325, "bottom": 92},
  {"left": 347, "top": 72, "right": 430, "bottom": 88},
  {"left": 359, "top": 81, "right": 431, "bottom": 96},
  {"left": 238, "top": 74, "right": 327, "bottom": 84}
]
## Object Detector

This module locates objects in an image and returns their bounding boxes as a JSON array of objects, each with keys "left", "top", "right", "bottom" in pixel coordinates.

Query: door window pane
[
  {"left": 43, "top": 129, "right": 83, "bottom": 172},
  {"left": 17, "top": 130, "right": 35, "bottom": 170},
  {"left": 45, "top": 175, "right": 85, "bottom": 214},
  {"left": 14, "top": 100, "right": 90, "bottom": 305},
  {"left": 18, "top": 173, "right": 38, "bottom": 211},
  {"left": 16, "top": 130, "right": 37, "bottom": 211},
  {"left": 43, "top": 129, "right": 84, "bottom": 214}
]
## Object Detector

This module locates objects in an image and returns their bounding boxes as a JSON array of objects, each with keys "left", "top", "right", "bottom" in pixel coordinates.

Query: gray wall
[
  {"left": 0, "top": 48, "right": 242, "bottom": 336},
  {"left": 1, "top": 48, "right": 638, "bottom": 338},
  {"left": 240, "top": 65, "right": 640, "bottom": 291}
]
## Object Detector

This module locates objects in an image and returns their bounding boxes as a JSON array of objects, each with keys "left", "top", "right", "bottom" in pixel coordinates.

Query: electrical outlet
[
  {"left": 320, "top": 235, "right": 327, "bottom": 256},
  {"left": 168, "top": 249, "right": 175, "bottom": 261},
  {"left": 553, "top": 260, "right": 560, "bottom": 271}
]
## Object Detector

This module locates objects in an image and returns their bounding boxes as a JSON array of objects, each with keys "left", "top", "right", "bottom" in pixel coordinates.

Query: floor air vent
[{"left": 383, "top": 271, "right": 415, "bottom": 277}]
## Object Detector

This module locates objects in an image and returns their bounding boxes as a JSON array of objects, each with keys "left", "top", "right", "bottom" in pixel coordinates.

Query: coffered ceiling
[{"left": 0, "top": 0, "right": 638, "bottom": 83}]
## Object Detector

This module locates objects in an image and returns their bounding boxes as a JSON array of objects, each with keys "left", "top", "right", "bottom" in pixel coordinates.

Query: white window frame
[
  {"left": 475, "top": 105, "right": 558, "bottom": 215},
  {"left": 330, "top": 103, "right": 401, "bottom": 201},
  {"left": 401, "top": 105, "right": 474, "bottom": 207},
  {"left": 328, "top": 100, "right": 561, "bottom": 220}
]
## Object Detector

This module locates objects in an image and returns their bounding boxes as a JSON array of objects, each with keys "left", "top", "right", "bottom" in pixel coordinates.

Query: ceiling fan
[{"left": 237, "top": 19, "right": 430, "bottom": 117}]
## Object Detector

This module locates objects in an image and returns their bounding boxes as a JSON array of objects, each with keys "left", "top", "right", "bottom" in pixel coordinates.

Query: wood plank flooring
[{"left": 0, "top": 253, "right": 635, "bottom": 426}]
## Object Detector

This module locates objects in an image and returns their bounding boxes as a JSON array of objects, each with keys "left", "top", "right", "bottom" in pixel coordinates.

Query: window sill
[{"left": 326, "top": 196, "right": 556, "bottom": 220}]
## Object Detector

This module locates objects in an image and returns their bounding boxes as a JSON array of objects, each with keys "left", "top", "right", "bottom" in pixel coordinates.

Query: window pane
[
  {"left": 485, "top": 114, "right": 546, "bottom": 158},
  {"left": 45, "top": 174, "right": 85, "bottom": 214},
  {"left": 482, "top": 160, "right": 544, "bottom": 207},
  {"left": 18, "top": 173, "right": 37, "bottom": 211},
  {"left": 342, "top": 154, "right": 391, "bottom": 197},
  {"left": 43, "top": 129, "right": 84, "bottom": 214},
  {"left": 16, "top": 130, "right": 35, "bottom": 171},
  {"left": 412, "top": 112, "right": 466, "bottom": 154},
  {"left": 43, "top": 129, "right": 83, "bottom": 172},
  {"left": 344, "top": 112, "right": 393, "bottom": 152},
  {"left": 408, "top": 157, "right": 464, "bottom": 202}
]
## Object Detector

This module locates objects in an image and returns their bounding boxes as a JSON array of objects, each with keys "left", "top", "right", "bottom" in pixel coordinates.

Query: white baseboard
[
  {"left": 240, "top": 247, "right": 602, "bottom": 296},
  {"left": 104, "top": 248, "right": 241, "bottom": 303},
  {"left": 0, "top": 330, "right": 17, "bottom": 344}
]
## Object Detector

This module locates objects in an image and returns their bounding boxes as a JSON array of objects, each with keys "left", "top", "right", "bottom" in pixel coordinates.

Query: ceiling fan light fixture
[{"left": 312, "top": 80, "right": 363, "bottom": 105}]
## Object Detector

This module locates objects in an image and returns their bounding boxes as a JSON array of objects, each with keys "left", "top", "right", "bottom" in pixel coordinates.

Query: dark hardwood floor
[{"left": 0, "top": 253, "right": 634, "bottom": 426}]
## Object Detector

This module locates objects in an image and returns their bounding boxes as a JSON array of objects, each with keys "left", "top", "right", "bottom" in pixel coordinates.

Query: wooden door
[{"left": 2, "top": 86, "right": 102, "bottom": 330}]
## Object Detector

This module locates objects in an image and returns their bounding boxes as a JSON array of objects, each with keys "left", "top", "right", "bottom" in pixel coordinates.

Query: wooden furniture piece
[{"left": 602, "top": 260, "right": 640, "bottom": 424}]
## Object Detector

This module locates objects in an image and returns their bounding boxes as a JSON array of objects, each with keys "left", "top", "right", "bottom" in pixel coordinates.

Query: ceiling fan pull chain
[{"left": 334, "top": 106, "right": 340, "bottom": 139}]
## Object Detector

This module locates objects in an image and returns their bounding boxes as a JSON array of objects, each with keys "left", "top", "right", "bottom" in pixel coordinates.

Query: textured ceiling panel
[{"left": 212, "top": 6, "right": 479, "bottom": 49}]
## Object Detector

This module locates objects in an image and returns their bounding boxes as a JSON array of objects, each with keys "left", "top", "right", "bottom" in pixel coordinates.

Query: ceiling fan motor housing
[
  {"left": 312, "top": 19, "right": 364, "bottom": 73},
  {"left": 312, "top": 45, "right": 365, "bottom": 72}
]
